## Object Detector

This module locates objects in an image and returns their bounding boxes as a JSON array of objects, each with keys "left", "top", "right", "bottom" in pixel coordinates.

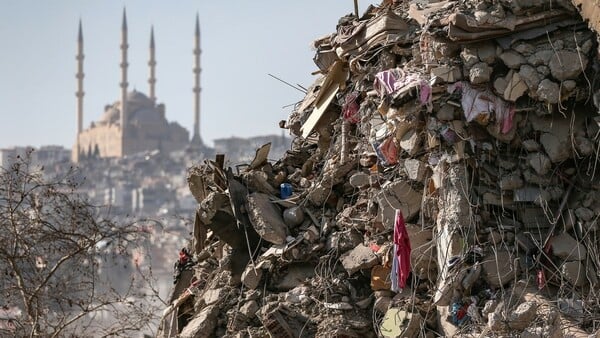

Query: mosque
[{"left": 73, "top": 10, "right": 203, "bottom": 162}]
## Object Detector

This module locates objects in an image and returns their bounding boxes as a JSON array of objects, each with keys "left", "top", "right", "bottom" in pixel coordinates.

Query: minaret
[
  {"left": 74, "top": 19, "right": 85, "bottom": 162},
  {"left": 148, "top": 26, "right": 156, "bottom": 102},
  {"left": 191, "top": 13, "right": 202, "bottom": 145},
  {"left": 120, "top": 8, "right": 129, "bottom": 131}
]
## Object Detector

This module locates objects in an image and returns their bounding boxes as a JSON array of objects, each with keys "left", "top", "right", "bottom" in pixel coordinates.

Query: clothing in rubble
[
  {"left": 391, "top": 209, "right": 411, "bottom": 291},
  {"left": 173, "top": 247, "right": 195, "bottom": 284}
]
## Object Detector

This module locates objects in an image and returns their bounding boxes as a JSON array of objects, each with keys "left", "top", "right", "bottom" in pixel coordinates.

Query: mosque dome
[
  {"left": 126, "top": 90, "right": 154, "bottom": 107},
  {"left": 129, "top": 106, "right": 164, "bottom": 125},
  {"left": 96, "top": 90, "right": 161, "bottom": 126}
]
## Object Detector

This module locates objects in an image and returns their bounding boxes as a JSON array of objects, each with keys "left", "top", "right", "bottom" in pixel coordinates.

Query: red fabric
[
  {"left": 536, "top": 269, "right": 546, "bottom": 290},
  {"left": 342, "top": 92, "right": 360, "bottom": 123},
  {"left": 393, "top": 210, "right": 411, "bottom": 289},
  {"left": 179, "top": 249, "right": 189, "bottom": 265},
  {"left": 369, "top": 243, "right": 381, "bottom": 252},
  {"left": 377, "top": 136, "right": 398, "bottom": 166},
  {"left": 456, "top": 304, "right": 469, "bottom": 320}
]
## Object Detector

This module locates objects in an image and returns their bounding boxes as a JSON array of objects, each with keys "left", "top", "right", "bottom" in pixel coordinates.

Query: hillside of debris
[{"left": 159, "top": 1, "right": 600, "bottom": 337}]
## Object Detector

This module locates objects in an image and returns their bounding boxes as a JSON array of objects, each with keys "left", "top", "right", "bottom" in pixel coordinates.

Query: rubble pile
[{"left": 159, "top": 1, "right": 600, "bottom": 337}]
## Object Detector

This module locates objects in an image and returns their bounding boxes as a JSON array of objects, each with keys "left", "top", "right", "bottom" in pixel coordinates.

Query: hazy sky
[{"left": 0, "top": 1, "right": 374, "bottom": 149}]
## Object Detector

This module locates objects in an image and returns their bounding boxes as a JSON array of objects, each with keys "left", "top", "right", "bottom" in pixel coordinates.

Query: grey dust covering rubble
[{"left": 158, "top": 1, "right": 600, "bottom": 337}]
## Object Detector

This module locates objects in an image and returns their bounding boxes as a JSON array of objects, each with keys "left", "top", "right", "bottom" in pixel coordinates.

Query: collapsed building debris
[{"left": 159, "top": 0, "right": 600, "bottom": 337}]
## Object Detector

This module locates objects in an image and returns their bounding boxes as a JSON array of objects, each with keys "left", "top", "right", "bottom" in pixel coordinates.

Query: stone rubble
[{"left": 158, "top": 0, "right": 600, "bottom": 337}]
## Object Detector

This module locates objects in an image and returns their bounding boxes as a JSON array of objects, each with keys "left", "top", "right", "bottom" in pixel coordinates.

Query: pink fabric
[
  {"left": 447, "top": 81, "right": 516, "bottom": 134},
  {"left": 393, "top": 209, "right": 411, "bottom": 289},
  {"left": 374, "top": 69, "right": 402, "bottom": 96},
  {"left": 373, "top": 69, "right": 432, "bottom": 111}
]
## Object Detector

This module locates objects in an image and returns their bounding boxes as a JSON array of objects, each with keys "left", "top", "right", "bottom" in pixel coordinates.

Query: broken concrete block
[
  {"left": 500, "top": 50, "right": 526, "bottom": 69},
  {"left": 493, "top": 76, "right": 508, "bottom": 96},
  {"left": 499, "top": 173, "right": 523, "bottom": 190},
  {"left": 241, "top": 265, "right": 263, "bottom": 290},
  {"left": 562, "top": 261, "right": 587, "bottom": 287},
  {"left": 307, "top": 180, "right": 331, "bottom": 206},
  {"left": 349, "top": 172, "right": 370, "bottom": 188},
  {"left": 375, "top": 181, "right": 422, "bottom": 228},
  {"left": 247, "top": 193, "right": 288, "bottom": 245},
  {"left": 406, "top": 224, "right": 435, "bottom": 281},
  {"left": 482, "top": 191, "right": 513, "bottom": 206},
  {"left": 204, "top": 288, "right": 227, "bottom": 305},
  {"left": 519, "top": 207, "right": 552, "bottom": 228},
  {"left": 528, "top": 50, "right": 553, "bottom": 66},
  {"left": 513, "top": 42, "right": 535, "bottom": 56},
  {"left": 482, "top": 250, "right": 517, "bottom": 288},
  {"left": 477, "top": 41, "right": 497, "bottom": 64},
  {"left": 243, "top": 170, "right": 279, "bottom": 196},
  {"left": 536, "top": 79, "right": 560, "bottom": 104},
  {"left": 522, "top": 169, "right": 551, "bottom": 185},
  {"left": 284, "top": 286, "right": 309, "bottom": 304},
  {"left": 508, "top": 301, "right": 538, "bottom": 330},
  {"left": 435, "top": 164, "right": 471, "bottom": 304},
  {"left": 399, "top": 129, "right": 421, "bottom": 156},
  {"left": 522, "top": 139, "right": 540, "bottom": 152},
  {"left": 488, "top": 312, "right": 507, "bottom": 332},
  {"left": 431, "top": 66, "right": 462, "bottom": 83},
  {"left": 327, "top": 229, "right": 363, "bottom": 251},
  {"left": 562, "top": 79, "right": 577, "bottom": 94},
  {"left": 274, "top": 262, "right": 315, "bottom": 290},
  {"left": 540, "top": 132, "right": 571, "bottom": 163},
  {"left": 575, "top": 207, "right": 594, "bottom": 222},
  {"left": 503, "top": 72, "right": 528, "bottom": 102},
  {"left": 404, "top": 159, "right": 427, "bottom": 182},
  {"left": 460, "top": 46, "right": 479, "bottom": 69},
  {"left": 549, "top": 50, "right": 588, "bottom": 81},
  {"left": 470, "top": 62, "right": 493, "bottom": 84},
  {"left": 575, "top": 136, "right": 594, "bottom": 156},
  {"left": 436, "top": 104, "right": 455, "bottom": 121},
  {"left": 551, "top": 233, "right": 587, "bottom": 261},
  {"left": 528, "top": 153, "right": 551, "bottom": 176},
  {"left": 519, "top": 64, "right": 542, "bottom": 91},
  {"left": 180, "top": 305, "right": 219, "bottom": 338},
  {"left": 536, "top": 65, "right": 550, "bottom": 76},
  {"left": 340, "top": 243, "right": 379, "bottom": 275},
  {"left": 240, "top": 300, "right": 259, "bottom": 319},
  {"left": 481, "top": 301, "right": 498, "bottom": 322},
  {"left": 514, "top": 187, "right": 543, "bottom": 202}
]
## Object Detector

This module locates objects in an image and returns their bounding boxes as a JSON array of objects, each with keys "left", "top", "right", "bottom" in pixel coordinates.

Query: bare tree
[{"left": 0, "top": 152, "right": 161, "bottom": 337}]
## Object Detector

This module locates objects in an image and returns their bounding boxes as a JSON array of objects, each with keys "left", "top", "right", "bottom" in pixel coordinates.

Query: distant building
[
  {"left": 31, "top": 145, "right": 71, "bottom": 167},
  {"left": 73, "top": 12, "right": 204, "bottom": 162},
  {"left": 0, "top": 147, "right": 30, "bottom": 169},
  {"left": 0, "top": 146, "right": 69, "bottom": 169}
]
